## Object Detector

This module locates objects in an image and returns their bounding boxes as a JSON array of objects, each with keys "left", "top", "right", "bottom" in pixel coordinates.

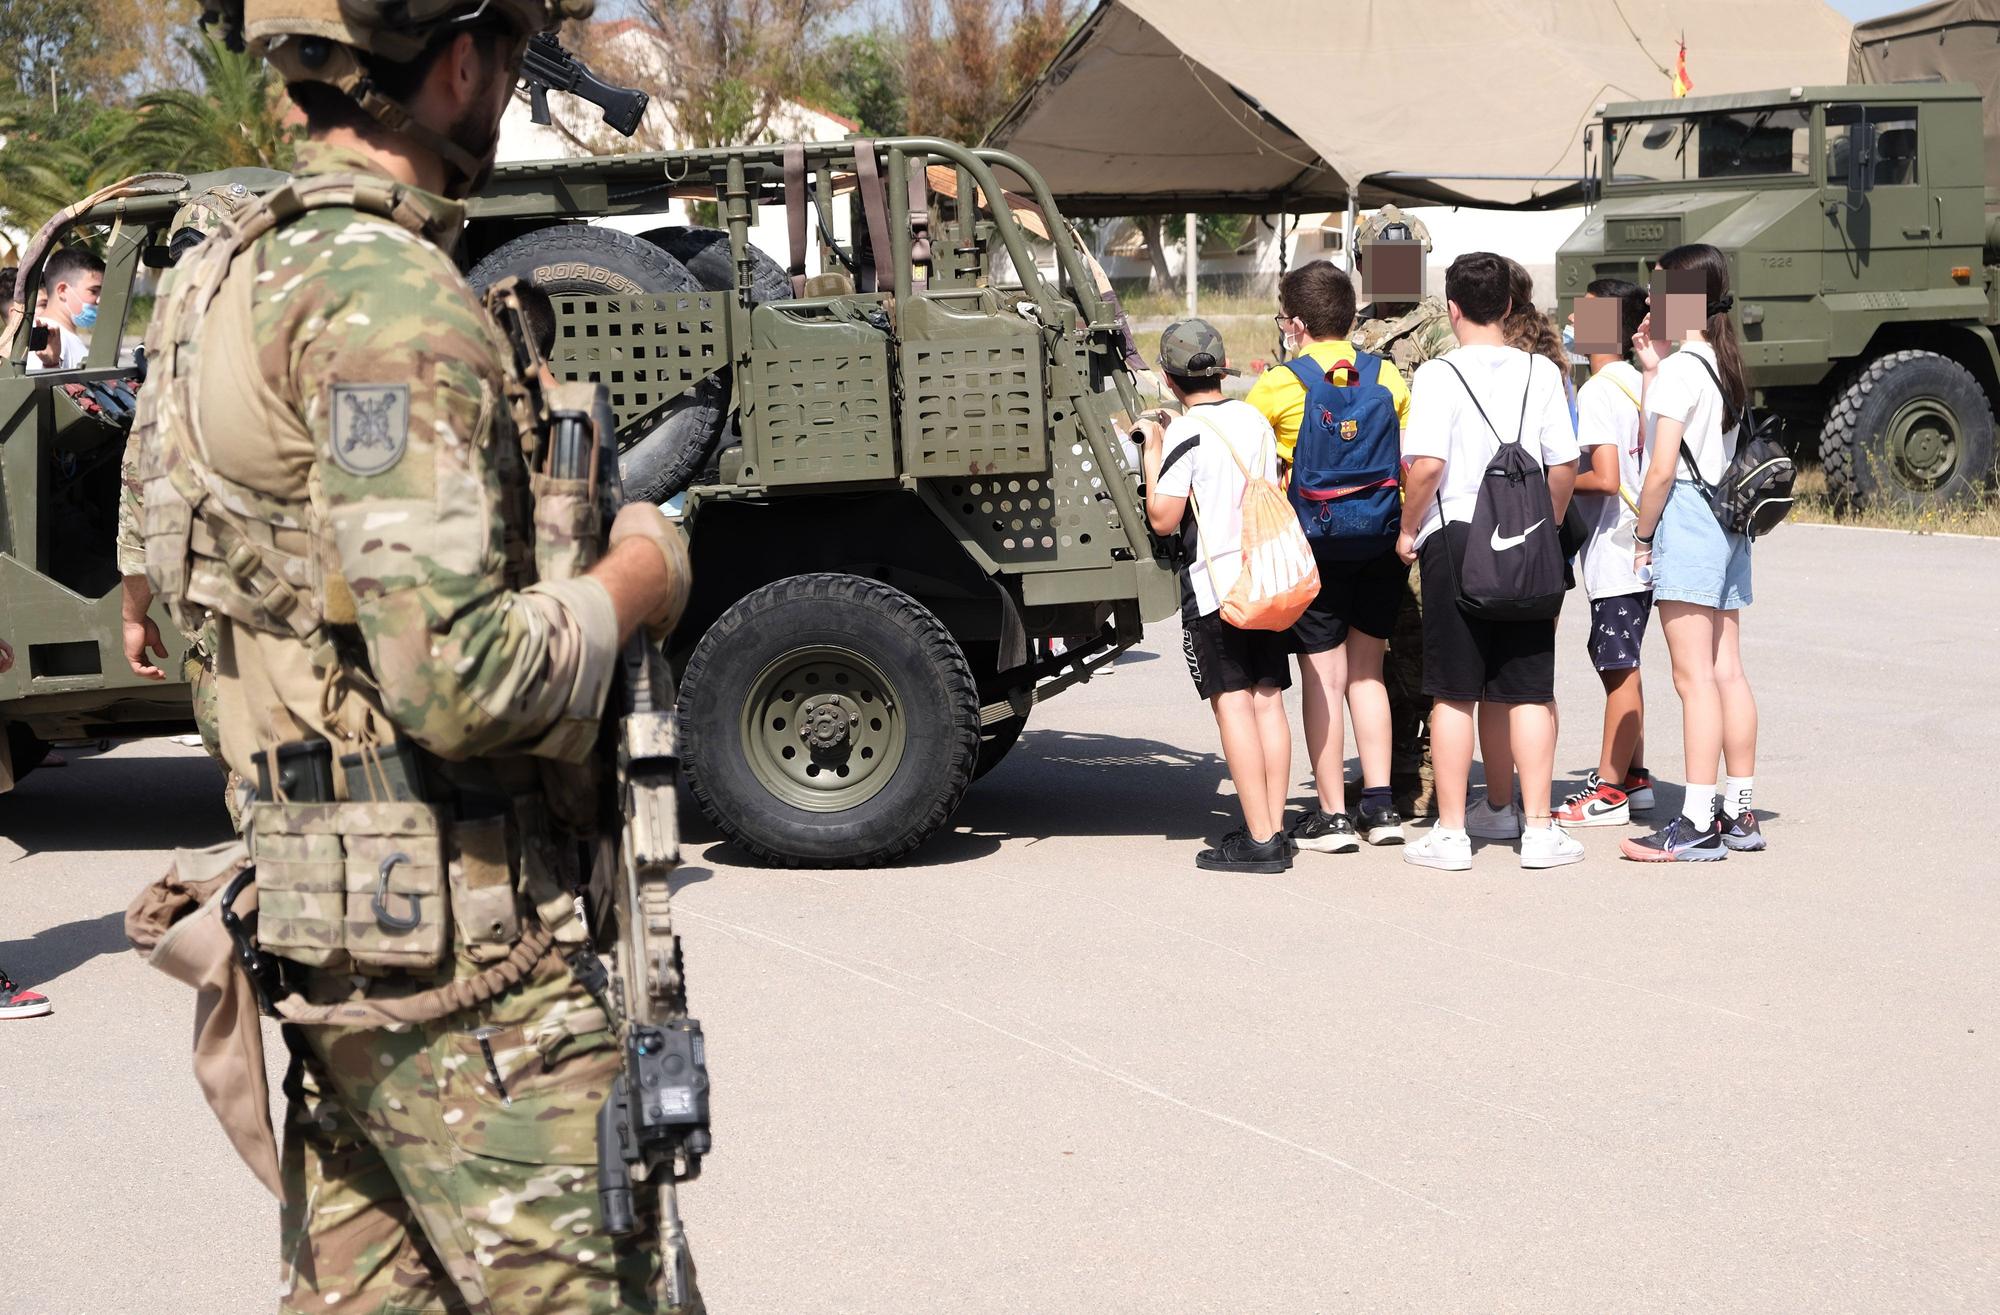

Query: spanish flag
[{"left": 1673, "top": 41, "right": 1694, "bottom": 98}]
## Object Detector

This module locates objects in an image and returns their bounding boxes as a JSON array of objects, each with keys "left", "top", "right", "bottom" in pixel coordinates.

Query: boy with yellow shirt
[{"left": 1245, "top": 262, "right": 1411, "bottom": 851}]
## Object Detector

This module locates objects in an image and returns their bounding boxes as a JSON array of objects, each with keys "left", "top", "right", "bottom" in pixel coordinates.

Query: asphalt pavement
[{"left": 2, "top": 522, "right": 1996, "bottom": 1315}]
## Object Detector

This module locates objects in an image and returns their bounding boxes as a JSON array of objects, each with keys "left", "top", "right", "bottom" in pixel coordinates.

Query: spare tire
[
  {"left": 641, "top": 225, "right": 795, "bottom": 304},
  {"left": 466, "top": 225, "right": 729, "bottom": 503}
]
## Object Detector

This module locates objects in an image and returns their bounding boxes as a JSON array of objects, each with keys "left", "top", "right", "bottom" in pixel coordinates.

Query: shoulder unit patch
[{"left": 330, "top": 383, "right": 410, "bottom": 476}]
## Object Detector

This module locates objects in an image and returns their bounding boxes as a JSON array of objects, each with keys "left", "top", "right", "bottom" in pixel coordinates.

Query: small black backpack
[
  {"left": 1686, "top": 354, "right": 1796, "bottom": 538},
  {"left": 1441, "top": 359, "right": 1568, "bottom": 622}
]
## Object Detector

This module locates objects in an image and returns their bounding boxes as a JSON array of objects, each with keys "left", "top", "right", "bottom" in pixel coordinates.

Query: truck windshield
[{"left": 1607, "top": 107, "right": 1811, "bottom": 184}]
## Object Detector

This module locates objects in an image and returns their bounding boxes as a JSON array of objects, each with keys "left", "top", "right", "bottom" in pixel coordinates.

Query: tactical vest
[{"left": 136, "top": 175, "right": 599, "bottom": 1013}]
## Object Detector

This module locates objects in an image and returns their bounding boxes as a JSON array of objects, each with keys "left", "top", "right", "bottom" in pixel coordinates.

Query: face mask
[{"left": 72, "top": 302, "right": 99, "bottom": 330}]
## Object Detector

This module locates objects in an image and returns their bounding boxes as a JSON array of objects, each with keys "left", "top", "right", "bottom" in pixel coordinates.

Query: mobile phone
[{"left": 28, "top": 323, "right": 48, "bottom": 352}]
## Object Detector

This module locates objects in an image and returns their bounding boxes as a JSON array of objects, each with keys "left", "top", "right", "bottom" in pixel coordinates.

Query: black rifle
[{"left": 521, "top": 32, "right": 651, "bottom": 138}]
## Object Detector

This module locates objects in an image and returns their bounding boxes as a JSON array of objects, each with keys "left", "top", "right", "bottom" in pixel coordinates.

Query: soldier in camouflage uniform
[
  {"left": 131, "top": 1, "right": 698, "bottom": 1311},
  {"left": 1351, "top": 206, "right": 1454, "bottom": 817},
  {"left": 120, "top": 185, "right": 257, "bottom": 826}
]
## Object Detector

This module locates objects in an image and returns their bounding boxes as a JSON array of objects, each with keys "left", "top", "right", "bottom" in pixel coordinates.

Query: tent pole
[
  {"left": 1185, "top": 212, "right": 1198, "bottom": 316},
  {"left": 1342, "top": 193, "right": 1357, "bottom": 274}
]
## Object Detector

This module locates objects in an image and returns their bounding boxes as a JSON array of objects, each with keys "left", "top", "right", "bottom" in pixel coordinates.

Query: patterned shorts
[{"left": 1586, "top": 591, "right": 1654, "bottom": 672}]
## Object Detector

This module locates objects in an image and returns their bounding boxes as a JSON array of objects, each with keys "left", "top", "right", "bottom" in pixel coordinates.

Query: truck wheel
[
  {"left": 679, "top": 574, "right": 980, "bottom": 867},
  {"left": 466, "top": 225, "right": 728, "bottom": 503},
  {"left": 640, "top": 226, "right": 794, "bottom": 304},
  {"left": 974, "top": 712, "right": 1028, "bottom": 780},
  {"left": 2, "top": 724, "right": 51, "bottom": 788},
  {"left": 1819, "top": 351, "right": 1995, "bottom": 510}
]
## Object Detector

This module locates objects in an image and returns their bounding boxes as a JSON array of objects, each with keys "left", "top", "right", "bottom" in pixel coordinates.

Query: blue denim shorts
[{"left": 1653, "top": 482, "right": 1752, "bottom": 610}]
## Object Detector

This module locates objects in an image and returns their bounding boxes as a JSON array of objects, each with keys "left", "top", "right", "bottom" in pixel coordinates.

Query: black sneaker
[
  {"left": 1719, "top": 809, "right": 1766, "bottom": 852},
  {"left": 1196, "top": 829, "right": 1292, "bottom": 873},
  {"left": 1620, "top": 812, "right": 1727, "bottom": 863},
  {"left": 1290, "top": 810, "right": 1359, "bottom": 854},
  {"left": 1356, "top": 802, "right": 1405, "bottom": 846}
]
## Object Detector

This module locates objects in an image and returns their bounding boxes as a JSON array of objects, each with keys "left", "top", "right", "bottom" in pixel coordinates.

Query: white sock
[
  {"left": 1722, "top": 776, "right": 1754, "bottom": 819},
  {"left": 1682, "top": 785, "right": 1718, "bottom": 827},
  {"left": 1432, "top": 825, "right": 1469, "bottom": 842}
]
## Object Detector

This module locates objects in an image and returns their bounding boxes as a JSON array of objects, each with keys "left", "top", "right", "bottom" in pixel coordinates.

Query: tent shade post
[
  {"left": 1342, "top": 195, "right": 1357, "bottom": 274},
  {"left": 1185, "top": 213, "right": 1197, "bottom": 316}
]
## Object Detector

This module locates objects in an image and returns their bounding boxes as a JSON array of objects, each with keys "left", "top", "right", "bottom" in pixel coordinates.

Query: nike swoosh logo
[{"left": 1490, "top": 518, "right": 1547, "bottom": 552}]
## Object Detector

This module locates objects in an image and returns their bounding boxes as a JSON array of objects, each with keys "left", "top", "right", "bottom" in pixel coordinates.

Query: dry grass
[{"left": 1788, "top": 465, "right": 2000, "bottom": 537}]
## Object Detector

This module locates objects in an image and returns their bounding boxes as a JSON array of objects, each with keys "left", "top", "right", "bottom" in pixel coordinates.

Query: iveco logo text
[{"left": 1623, "top": 223, "right": 1666, "bottom": 242}]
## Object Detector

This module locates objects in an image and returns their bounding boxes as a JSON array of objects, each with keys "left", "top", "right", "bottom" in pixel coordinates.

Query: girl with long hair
[
  {"left": 1623, "top": 243, "right": 1762, "bottom": 861},
  {"left": 1463, "top": 260, "right": 1577, "bottom": 843}
]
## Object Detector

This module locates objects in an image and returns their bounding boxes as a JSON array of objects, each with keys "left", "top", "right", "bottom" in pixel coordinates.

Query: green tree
[
  {"left": 815, "top": 30, "right": 906, "bottom": 137},
  {"left": 114, "top": 35, "right": 296, "bottom": 175},
  {"left": 900, "top": 0, "right": 1073, "bottom": 142},
  {"left": 0, "top": 100, "right": 138, "bottom": 240}
]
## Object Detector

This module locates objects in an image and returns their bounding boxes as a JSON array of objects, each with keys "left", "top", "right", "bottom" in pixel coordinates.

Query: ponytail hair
[
  {"left": 1586, "top": 276, "right": 1648, "bottom": 364},
  {"left": 1657, "top": 242, "right": 1748, "bottom": 431},
  {"left": 1501, "top": 258, "right": 1569, "bottom": 378}
]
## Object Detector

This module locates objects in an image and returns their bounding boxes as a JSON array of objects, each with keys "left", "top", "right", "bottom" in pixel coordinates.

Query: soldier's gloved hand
[{"left": 609, "top": 502, "right": 692, "bottom": 639}]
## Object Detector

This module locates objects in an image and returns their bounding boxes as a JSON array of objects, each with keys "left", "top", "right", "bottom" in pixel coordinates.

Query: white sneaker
[
  {"left": 1520, "top": 825, "right": 1585, "bottom": 869},
  {"left": 1403, "top": 826, "right": 1472, "bottom": 872},
  {"left": 1465, "top": 795, "right": 1523, "bottom": 840}
]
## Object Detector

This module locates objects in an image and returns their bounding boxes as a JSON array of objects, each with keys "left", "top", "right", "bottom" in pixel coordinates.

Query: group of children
[{"left": 1137, "top": 243, "right": 1764, "bottom": 874}]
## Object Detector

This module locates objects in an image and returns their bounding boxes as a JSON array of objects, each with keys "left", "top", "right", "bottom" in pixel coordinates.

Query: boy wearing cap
[{"left": 1139, "top": 320, "right": 1295, "bottom": 873}]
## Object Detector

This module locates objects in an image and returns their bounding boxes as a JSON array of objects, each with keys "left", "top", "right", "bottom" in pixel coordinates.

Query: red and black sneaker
[
  {"left": 1621, "top": 768, "right": 1656, "bottom": 813},
  {"left": 1553, "top": 773, "right": 1630, "bottom": 828},
  {"left": 0, "top": 970, "right": 52, "bottom": 1020}
]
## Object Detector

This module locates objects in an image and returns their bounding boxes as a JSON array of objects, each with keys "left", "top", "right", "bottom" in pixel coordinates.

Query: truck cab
[{"left": 1557, "top": 85, "right": 1998, "bottom": 510}]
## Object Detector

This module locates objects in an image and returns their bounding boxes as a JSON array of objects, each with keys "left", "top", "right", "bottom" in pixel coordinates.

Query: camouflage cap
[
  {"left": 1357, "top": 203, "right": 1433, "bottom": 253},
  {"left": 1158, "top": 318, "right": 1237, "bottom": 378}
]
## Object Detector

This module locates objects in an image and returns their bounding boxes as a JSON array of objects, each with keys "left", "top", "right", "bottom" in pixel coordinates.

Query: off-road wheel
[
  {"left": 640, "top": 225, "right": 794, "bottom": 304},
  {"left": 2, "top": 723, "right": 51, "bottom": 789},
  {"left": 975, "top": 712, "right": 1029, "bottom": 781},
  {"left": 1819, "top": 351, "right": 1995, "bottom": 511},
  {"left": 466, "top": 225, "right": 728, "bottom": 503},
  {"left": 679, "top": 574, "right": 981, "bottom": 867}
]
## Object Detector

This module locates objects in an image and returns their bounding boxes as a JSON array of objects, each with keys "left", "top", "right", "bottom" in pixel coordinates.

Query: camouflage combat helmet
[
  {"left": 1356, "top": 203, "right": 1433, "bottom": 253},
  {"left": 198, "top": 0, "right": 593, "bottom": 186}
]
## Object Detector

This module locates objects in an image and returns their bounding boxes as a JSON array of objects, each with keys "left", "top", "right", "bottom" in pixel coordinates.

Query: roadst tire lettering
[{"left": 532, "top": 262, "right": 644, "bottom": 294}]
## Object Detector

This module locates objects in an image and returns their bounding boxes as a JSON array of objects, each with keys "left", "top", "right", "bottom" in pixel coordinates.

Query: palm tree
[
  {"left": 0, "top": 101, "right": 139, "bottom": 239},
  {"left": 113, "top": 34, "right": 295, "bottom": 176}
]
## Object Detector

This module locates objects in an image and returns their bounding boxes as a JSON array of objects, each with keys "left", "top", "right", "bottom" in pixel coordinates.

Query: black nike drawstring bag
[{"left": 1439, "top": 360, "right": 1567, "bottom": 622}]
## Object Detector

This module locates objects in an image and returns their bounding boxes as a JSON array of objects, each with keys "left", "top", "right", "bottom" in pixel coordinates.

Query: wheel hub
[
  {"left": 1887, "top": 398, "right": 1959, "bottom": 488},
  {"left": 798, "top": 694, "right": 861, "bottom": 752},
  {"left": 741, "top": 646, "right": 906, "bottom": 813}
]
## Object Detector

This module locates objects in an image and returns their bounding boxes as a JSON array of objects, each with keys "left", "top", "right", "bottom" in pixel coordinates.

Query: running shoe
[
  {"left": 1196, "top": 829, "right": 1292, "bottom": 874},
  {"left": 1290, "top": 810, "right": 1359, "bottom": 854},
  {"left": 0, "top": 970, "right": 52, "bottom": 1020},
  {"left": 1520, "top": 825, "right": 1586, "bottom": 869},
  {"left": 1719, "top": 808, "right": 1766, "bottom": 852},
  {"left": 1466, "top": 795, "right": 1524, "bottom": 840},
  {"left": 1403, "top": 826, "right": 1472, "bottom": 872},
  {"left": 1621, "top": 768, "right": 1656, "bottom": 813},
  {"left": 1552, "top": 773, "right": 1631, "bottom": 828},
  {"left": 1620, "top": 813, "right": 1727, "bottom": 862},
  {"left": 1356, "top": 802, "right": 1406, "bottom": 846}
]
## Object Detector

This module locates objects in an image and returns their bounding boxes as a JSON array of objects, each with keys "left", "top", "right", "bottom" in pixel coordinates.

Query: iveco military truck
[
  {"left": 1558, "top": 16, "right": 2000, "bottom": 512},
  {"left": 0, "top": 138, "right": 1180, "bottom": 867}
]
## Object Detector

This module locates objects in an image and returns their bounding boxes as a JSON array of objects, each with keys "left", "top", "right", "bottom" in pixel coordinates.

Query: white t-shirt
[
  {"left": 24, "top": 324, "right": 86, "bottom": 373},
  {"left": 1403, "top": 344, "right": 1579, "bottom": 548},
  {"left": 1643, "top": 341, "right": 1738, "bottom": 485},
  {"left": 1152, "top": 398, "right": 1280, "bottom": 617},
  {"left": 1575, "top": 360, "right": 1648, "bottom": 599}
]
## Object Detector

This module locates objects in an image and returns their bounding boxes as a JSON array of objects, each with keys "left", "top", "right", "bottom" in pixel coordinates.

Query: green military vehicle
[
  {"left": 0, "top": 138, "right": 1180, "bottom": 865},
  {"left": 1557, "top": 10, "right": 2000, "bottom": 512}
]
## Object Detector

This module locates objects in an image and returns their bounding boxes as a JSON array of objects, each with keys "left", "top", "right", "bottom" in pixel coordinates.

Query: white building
[{"left": 495, "top": 19, "right": 861, "bottom": 272}]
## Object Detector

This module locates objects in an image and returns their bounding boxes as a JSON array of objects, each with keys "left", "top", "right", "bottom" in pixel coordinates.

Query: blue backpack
[{"left": 1283, "top": 352, "right": 1402, "bottom": 559}]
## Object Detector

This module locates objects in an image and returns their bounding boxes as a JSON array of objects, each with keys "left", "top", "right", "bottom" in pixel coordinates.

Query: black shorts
[
  {"left": 1587, "top": 591, "right": 1653, "bottom": 672},
  {"left": 1289, "top": 541, "right": 1409, "bottom": 654},
  {"left": 1417, "top": 524, "right": 1557, "bottom": 705},
  {"left": 1182, "top": 610, "right": 1293, "bottom": 700}
]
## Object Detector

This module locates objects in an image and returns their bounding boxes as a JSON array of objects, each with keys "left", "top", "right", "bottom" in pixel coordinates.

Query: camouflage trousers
[
  {"left": 1385, "top": 566, "right": 1434, "bottom": 818},
  {"left": 186, "top": 619, "right": 250, "bottom": 830},
  {"left": 279, "top": 950, "right": 692, "bottom": 1314}
]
